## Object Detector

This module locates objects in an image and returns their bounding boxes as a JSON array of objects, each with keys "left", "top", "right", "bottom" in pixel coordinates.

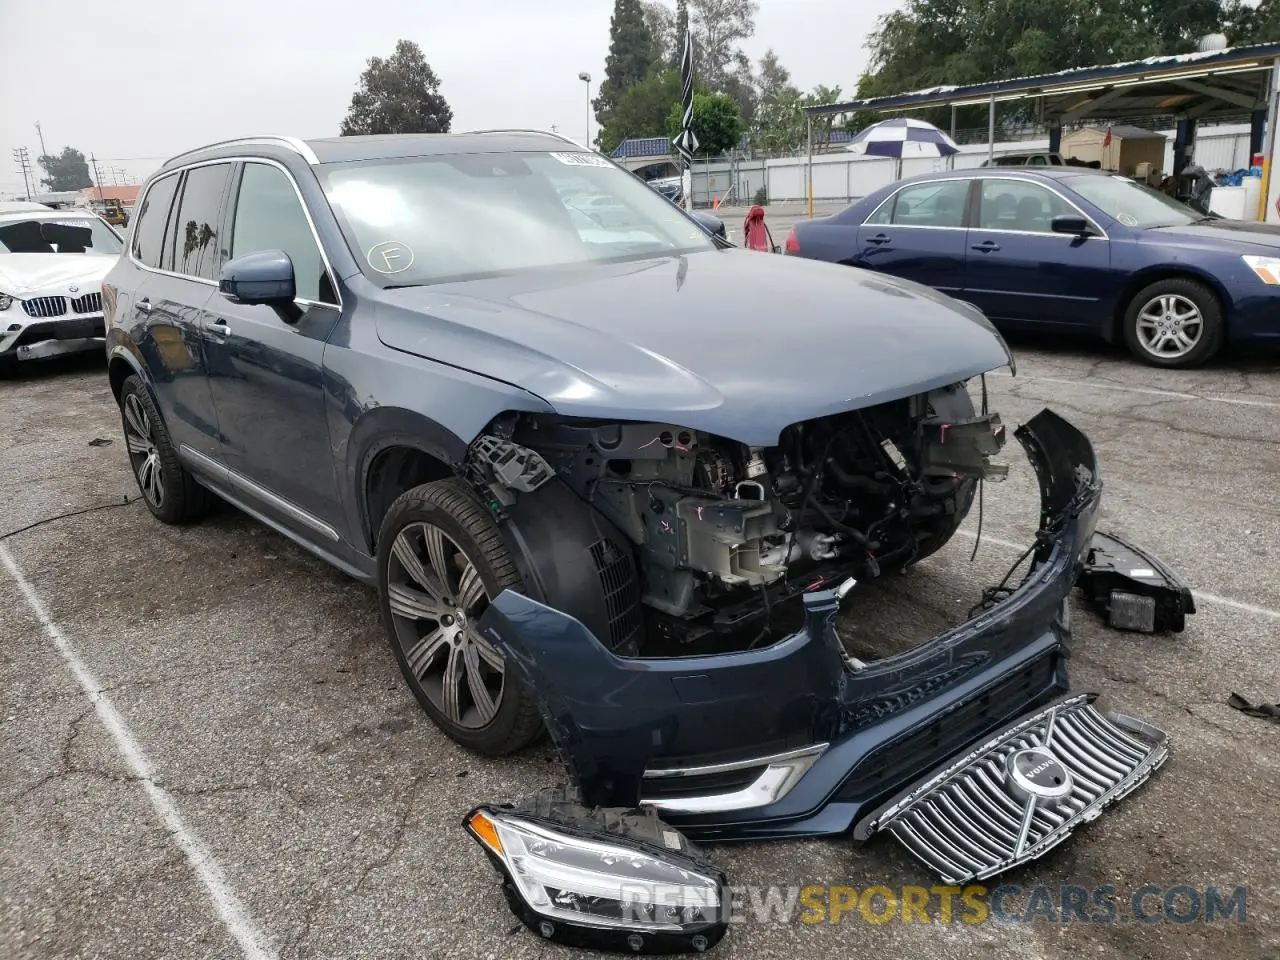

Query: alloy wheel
[
  {"left": 1135, "top": 294, "right": 1203, "bottom": 360},
  {"left": 386, "top": 522, "right": 505, "bottom": 728},
  {"left": 123, "top": 393, "right": 164, "bottom": 509}
]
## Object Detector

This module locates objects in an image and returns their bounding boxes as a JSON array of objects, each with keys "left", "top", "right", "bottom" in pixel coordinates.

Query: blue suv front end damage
[{"left": 475, "top": 410, "right": 1169, "bottom": 859}]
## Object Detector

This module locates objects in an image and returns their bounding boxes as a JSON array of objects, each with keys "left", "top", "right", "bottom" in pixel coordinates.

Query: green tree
[
  {"left": 340, "top": 39, "right": 452, "bottom": 135},
  {"left": 804, "top": 84, "right": 843, "bottom": 151},
  {"left": 752, "top": 50, "right": 804, "bottom": 153},
  {"left": 688, "top": 0, "right": 758, "bottom": 89},
  {"left": 861, "top": 0, "right": 1232, "bottom": 130},
  {"left": 600, "top": 68, "right": 684, "bottom": 152},
  {"left": 672, "top": 0, "right": 690, "bottom": 68},
  {"left": 666, "top": 91, "right": 746, "bottom": 156},
  {"left": 37, "top": 147, "right": 92, "bottom": 191},
  {"left": 642, "top": 1, "right": 675, "bottom": 63},
  {"left": 1226, "top": 0, "right": 1280, "bottom": 43},
  {"left": 595, "top": 0, "right": 657, "bottom": 135}
]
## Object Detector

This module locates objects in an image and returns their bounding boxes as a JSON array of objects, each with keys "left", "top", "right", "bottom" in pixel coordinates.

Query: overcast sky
[{"left": 0, "top": 0, "right": 901, "bottom": 196}]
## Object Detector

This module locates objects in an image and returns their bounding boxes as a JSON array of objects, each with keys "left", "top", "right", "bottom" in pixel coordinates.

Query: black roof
[{"left": 160, "top": 130, "right": 585, "bottom": 172}]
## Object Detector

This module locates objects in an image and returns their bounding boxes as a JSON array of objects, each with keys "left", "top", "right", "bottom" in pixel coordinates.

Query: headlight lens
[
  {"left": 465, "top": 800, "right": 728, "bottom": 953},
  {"left": 1242, "top": 254, "right": 1280, "bottom": 285},
  {"left": 0, "top": 292, "right": 13, "bottom": 311}
]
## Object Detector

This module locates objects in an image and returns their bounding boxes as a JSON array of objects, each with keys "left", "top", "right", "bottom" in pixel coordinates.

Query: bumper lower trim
[
  {"left": 641, "top": 744, "right": 829, "bottom": 814},
  {"left": 856, "top": 693, "right": 1168, "bottom": 884}
]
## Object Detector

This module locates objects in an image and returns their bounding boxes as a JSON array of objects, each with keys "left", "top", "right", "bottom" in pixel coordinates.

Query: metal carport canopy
[{"left": 798, "top": 42, "right": 1280, "bottom": 216}]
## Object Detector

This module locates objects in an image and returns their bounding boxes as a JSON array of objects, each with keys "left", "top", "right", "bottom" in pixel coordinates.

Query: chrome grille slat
[
  {"left": 868, "top": 696, "right": 1169, "bottom": 884},
  {"left": 21, "top": 296, "right": 67, "bottom": 318},
  {"left": 70, "top": 291, "right": 103, "bottom": 314}
]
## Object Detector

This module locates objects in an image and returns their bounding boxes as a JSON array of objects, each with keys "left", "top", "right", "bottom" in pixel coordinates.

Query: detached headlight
[
  {"left": 465, "top": 794, "right": 728, "bottom": 954},
  {"left": 0, "top": 292, "right": 14, "bottom": 312},
  {"left": 1242, "top": 254, "right": 1280, "bottom": 285}
]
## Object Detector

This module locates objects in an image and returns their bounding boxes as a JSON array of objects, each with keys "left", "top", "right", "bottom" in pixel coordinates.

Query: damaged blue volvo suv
[{"left": 103, "top": 131, "right": 1193, "bottom": 953}]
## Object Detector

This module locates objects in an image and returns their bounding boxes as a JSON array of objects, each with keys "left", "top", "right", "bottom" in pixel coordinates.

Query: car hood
[
  {"left": 374, "top": 250, "right": 1012, "bottom": 445},
  {"left": 0, "top": 253, "right": 115, "bottom": 296},
  {"left": 1145, "top": 219, "right": 1280, "bottom": 251}
]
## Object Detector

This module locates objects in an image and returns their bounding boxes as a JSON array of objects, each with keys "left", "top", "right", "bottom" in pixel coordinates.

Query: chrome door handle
[
  {"left": 970, "top": 240, "right": 1000, "bottom": 252},
  {"left": 866, "top": 234, "right": 891, "bottom": 245},
  {"left": 136, "top": 298, "right": 152, "bottom": 313},
  {"left": 207, "top": 318, "right": 231, "bottom": 339}
]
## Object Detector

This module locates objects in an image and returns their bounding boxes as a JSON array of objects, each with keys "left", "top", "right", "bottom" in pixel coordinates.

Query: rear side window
[
  {"left": 172, "top": 163, "right": 233, "bottom": 280},
  {"left": 131, "top": 173, "right": 179, "bottom": 269},
  {"left": 868, "top": 180, "right": 969, "bottom": 228},
  {"left": 230, "top": 162, "right": 335, "bottom": 304}
]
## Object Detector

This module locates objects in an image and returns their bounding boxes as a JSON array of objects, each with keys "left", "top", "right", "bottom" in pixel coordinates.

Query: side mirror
[
  {"left": 220, "top": 250, "right": 296, "bottom": 306},
  {"left": 690, "top": 210, "right": 727, "bottom": 239},
  {"left": 1051, "top": 214, "right": 1090, "bottom": 236}
]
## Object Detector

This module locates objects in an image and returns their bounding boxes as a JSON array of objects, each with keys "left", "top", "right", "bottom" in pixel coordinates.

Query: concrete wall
[{"left": 690, "top": 123, "right": 1254, "bottom": 205}]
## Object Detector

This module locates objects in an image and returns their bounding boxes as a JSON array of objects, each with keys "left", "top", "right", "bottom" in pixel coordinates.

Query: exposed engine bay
[{"left": 467, "top": 381, "right": 1008, "bottom": 656}]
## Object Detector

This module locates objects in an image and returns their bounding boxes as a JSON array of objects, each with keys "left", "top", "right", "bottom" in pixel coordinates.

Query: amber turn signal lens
[{"left": 466, "top": 811, "right": 504, "bottom": 856}]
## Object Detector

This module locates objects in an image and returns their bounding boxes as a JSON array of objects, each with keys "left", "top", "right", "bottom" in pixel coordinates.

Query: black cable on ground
[{"left": 0, "top": 494, "right": 141, "bottom": 542}]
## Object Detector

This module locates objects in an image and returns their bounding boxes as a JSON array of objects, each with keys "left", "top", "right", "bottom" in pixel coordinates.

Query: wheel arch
[
  {"left": 347, "top": 407, "right": 475, "bottom": 555},
  {"left": 1107, "top": 265, "right": 1230, "bottom": 343},
  {"left": 107, "top": 344, "right": 148, "bottom": 403}
]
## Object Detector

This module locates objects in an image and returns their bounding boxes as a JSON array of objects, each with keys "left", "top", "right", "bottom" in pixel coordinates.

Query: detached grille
[
  {"left": 589, "top": 538, "right": 643, "bottom": 652},
  {"left": 866, "top": 696, "right": 1168, "bottom": 884},
  {"left": 22, "top": 296, "right": 67, "bottom": 318},
  {"left": 70, "top": 292, "right": 102, "bottom": 314}
]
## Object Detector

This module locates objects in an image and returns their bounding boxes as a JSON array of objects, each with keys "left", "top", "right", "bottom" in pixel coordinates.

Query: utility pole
[
  {"left": 12, "top": 147, "right": 33, "bottom": 199},
  {"left": 90, "top": 153, "right": 105, "bottom": 202},
  {"left": 34, "top": 121, "right": 48, "bottom": 158}
]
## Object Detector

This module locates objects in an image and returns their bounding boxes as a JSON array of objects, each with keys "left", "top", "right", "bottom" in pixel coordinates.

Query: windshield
[
  {"left": 1065, "top": 175, "right": 1199, "bottom": 229},
  {"left": 321, "top": 152, "right": 715, "bottom": 285},
  {"left": 0, "top": 216, "right": 123, "bottom": 255}
]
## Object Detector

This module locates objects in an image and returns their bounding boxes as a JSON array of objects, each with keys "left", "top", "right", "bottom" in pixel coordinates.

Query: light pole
[{"left": 578, "top": 72, "right": 592, "bottom": 149}]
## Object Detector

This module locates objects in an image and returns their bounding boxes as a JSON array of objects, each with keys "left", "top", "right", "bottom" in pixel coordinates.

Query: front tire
[
  {"left": 118, "top": 375, "right": 214, "bottom": 524},
  {"left": 1122, "top": 278, "right": 1223, "bottom": 368},
  {"left": 376, "top": 478, "right": 543, "bottom": 755}
]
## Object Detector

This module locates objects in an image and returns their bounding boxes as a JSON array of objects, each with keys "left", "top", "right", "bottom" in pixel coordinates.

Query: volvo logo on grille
[{"left": 1006, "top": 747, "right": 1073, "bottom": 803}]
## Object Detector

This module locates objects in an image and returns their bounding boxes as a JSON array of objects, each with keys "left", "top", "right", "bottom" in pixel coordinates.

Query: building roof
[{"left": 804, "top": 42, "right": 1280, "bottom": 120}]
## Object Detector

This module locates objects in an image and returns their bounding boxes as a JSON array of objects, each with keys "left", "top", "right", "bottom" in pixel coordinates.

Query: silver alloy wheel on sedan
[
  {"left": 1134, "top": 293, "right": 1203, "bottom": 360},
  {"left": 123, "top": 392, "right": 164, "bottom": 508},
  {"left": 386, "top": 521, "right": 505, "bottom": 728}
]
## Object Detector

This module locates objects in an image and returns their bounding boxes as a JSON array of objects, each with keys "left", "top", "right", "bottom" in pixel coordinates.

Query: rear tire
[
  {"left": 376, "top": 477, "right": 543, "bottom": 756},
  {"left": 118, "top": 375, "right": 215, "bottom": 524},
  {"left": 1122, "top": 278, "right": 1223, "bottom": 369}
]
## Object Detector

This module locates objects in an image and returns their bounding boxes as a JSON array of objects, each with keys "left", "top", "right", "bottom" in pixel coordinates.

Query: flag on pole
[{"left": 672, "top": 29, "right": 699, "bottom": 165}]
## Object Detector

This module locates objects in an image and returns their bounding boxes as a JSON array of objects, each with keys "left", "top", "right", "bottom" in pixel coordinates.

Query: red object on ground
[
  {"left": 784, "top": 226, "right": 800, "bottom": 254},
  {"left": 743, "top": 205, "right": 772, "bottom": 251}
]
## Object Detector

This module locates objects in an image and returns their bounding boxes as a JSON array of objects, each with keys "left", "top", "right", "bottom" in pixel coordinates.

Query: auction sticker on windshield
[{"left": 551, "top": 152, "right": 613, "bottom": 168}]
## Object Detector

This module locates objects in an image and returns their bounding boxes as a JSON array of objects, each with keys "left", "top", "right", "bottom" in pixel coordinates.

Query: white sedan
[{"left": 0, "top": 205, "right": 123, "bottom": 370}]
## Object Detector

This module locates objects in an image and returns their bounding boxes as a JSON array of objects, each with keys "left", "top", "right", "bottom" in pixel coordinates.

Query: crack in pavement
[
  {"left": 352, "top": 775, "right": 424, "bottom": 894},
  {"left": 12, "top": 705, "right": 144, "bottom": 802}
]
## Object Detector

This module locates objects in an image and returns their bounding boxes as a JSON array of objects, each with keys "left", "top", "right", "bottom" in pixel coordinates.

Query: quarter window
[
  {"left": 870, "top": 180, "right": 969, "bottom": 228},
  {"left": 977, "top": 180, "right": 1074, "bottom": 234},
  {"left": 230, "top": 163, "right": 334, "bottom": 304},
  {"left": 171, "top": 163, "right": 232, "bottom": 279},
  {"left": 131, "top": 173, "right": 180, "bottom": 269}
]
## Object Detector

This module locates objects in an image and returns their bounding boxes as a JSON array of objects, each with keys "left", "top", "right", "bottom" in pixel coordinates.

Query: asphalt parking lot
[{"left": 2, "top": 335, "right": 1279, "bottom": 960}]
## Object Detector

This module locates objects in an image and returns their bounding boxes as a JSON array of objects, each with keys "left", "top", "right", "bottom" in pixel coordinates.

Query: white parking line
[
  {"left": 1, "top": 544, "right": 275, "bottom": 960},
  {"left": 989, "top": 372, "right": 1280, "bottom": 410},
  {"left": 956, "top": 530, "right": 1280, "bottom": 620}
]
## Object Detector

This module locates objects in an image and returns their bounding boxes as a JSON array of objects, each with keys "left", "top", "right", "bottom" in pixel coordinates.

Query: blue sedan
[{"left": 785, "top": 167, "right": 1280, "bottom": 367}]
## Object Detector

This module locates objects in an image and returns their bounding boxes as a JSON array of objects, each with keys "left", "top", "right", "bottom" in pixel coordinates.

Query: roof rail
[
  {"left": 462, "top": 128, "right": 583, "bottom": 147},
  {"left": 163, "top": 136, "right": 319, "bottom": 168}
]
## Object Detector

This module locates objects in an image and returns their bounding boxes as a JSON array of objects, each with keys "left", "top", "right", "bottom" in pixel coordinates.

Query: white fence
[{"left": 691, "top": 123, "right": 1255, "bottom": 205}]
